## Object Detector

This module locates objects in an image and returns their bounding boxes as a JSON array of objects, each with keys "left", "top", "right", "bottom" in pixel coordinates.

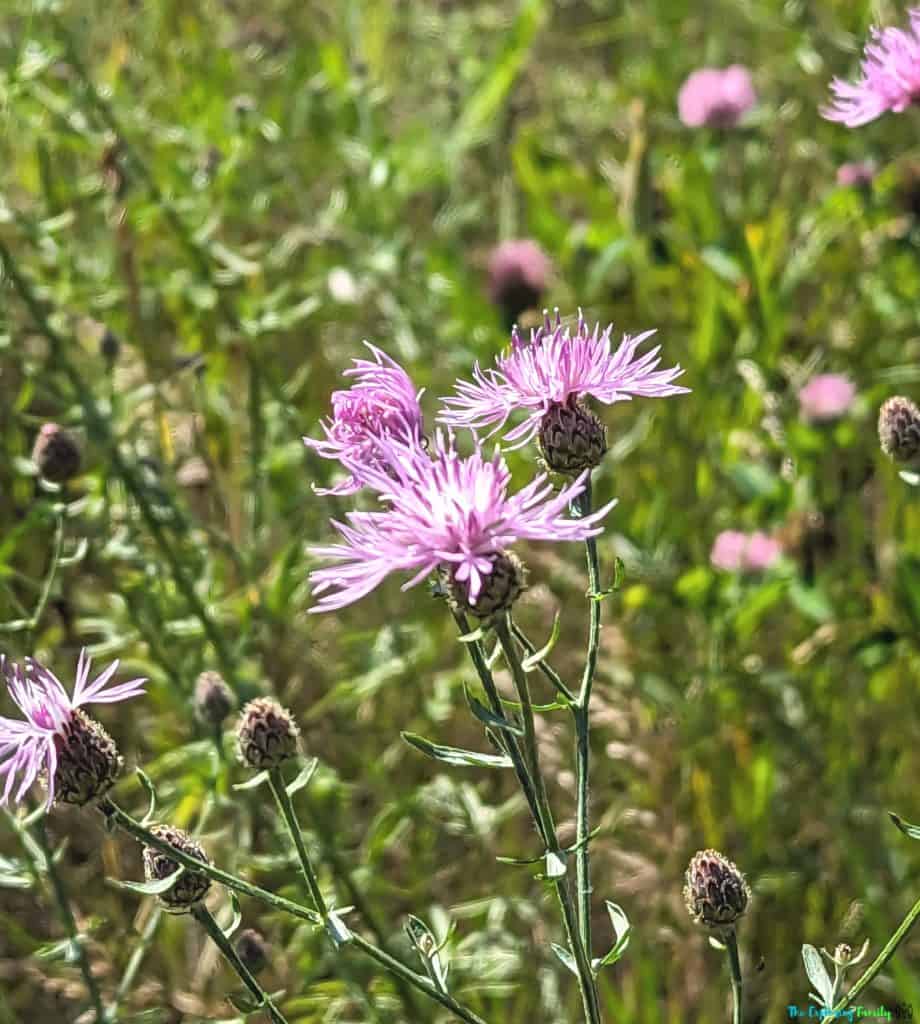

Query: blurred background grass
[{"left": 4, "top": 0, "right": 920, "bottom": 1021}]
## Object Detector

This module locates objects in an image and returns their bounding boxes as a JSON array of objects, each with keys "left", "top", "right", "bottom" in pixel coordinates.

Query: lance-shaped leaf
[
  {"left": 325, "top": 909, "right": 353, "bottom": 948},
  {"left": 136, "top": 767, "right": 157, "bottom": 825},
  {"left": 463, "top": 685, "right": 523, "bottom": 736},
  {"left": 109, "top": 866, "right": 185, "bottom": 896},
  {"left": 401, "top": 732, "right": 513, "bottom": 768},
  {"left": 802, "top": 943, "right": 834, "bottom": 1008},
  {"left": 406, "top": 915, "right": 450, "bottom": 994},
  {"left": 222, "top": 892, "right": 242, "bottom": 940},
  {"left": 286, "top": 758, "right": 319, "bottom": 797},
  {"left": 592, "top": 902, "right": 631, "bottom": 971},
  {"left": 551, "top": 942, "right": 578, "bottom": 976},
  {"left": 890, "top": 811, "right": 920, "bottom": 840},
  {"left": 234, "top": 770, "right": 270, "bottom": 792},
  {"left": 521, "top": 611, "right": 561, "bottom": 672}
]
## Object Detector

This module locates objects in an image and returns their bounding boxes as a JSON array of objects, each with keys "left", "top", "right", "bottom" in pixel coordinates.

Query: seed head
[
  {"left": 32, "top": 424, "right": 81, "bottom": 484},
  {"left": 236, "top": 698, "right": 300, "bottom": 771},
  {"left": 194, "top": 671, "right": 235, "bottom": 728},
  {"left": 879, "top": 396, "right": 920, "bottom": 466},
  {"left": 538, "top": 397, "right": 608, "bottom": 475},
  {"left": 52, "top": 709, "right": 123, "bottom": 806},
  {"left": 236, "top": 928, "right": 269, "bottom": 974},
  {"left": 447, "top": 550, "right": 527, "bottom": 620},
  {"left": 142, "top": 824, "right": 211, "bottom": 911},
  {"left": 683, "top": 849, "right": 750, "bottom": 931}
]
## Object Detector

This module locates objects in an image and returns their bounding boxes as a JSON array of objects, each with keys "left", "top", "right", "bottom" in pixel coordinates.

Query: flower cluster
[
  {"left": 710, "top": 530, "right": 782, "bottom": 573},
  {"left": 306, "top": 315, "right": 688, "bottom": 615},
  {"left": 0, "top": 651, "right": 145, "bottom": 808},
  {"left": 822, "top": 8, "right": 920, "bottom": 127},
  {"left": 677, "top": 65, "right": 756, "bottom": 128}
]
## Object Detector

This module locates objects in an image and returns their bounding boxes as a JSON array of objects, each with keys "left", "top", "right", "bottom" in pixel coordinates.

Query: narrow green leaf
[
  {"left": 463, "top": 685, "right": 523, "bottom": 735},
  {"left": 234, "top": 770, "right": 270, "bottom": 792},
  {"left": 551, "top": 942, "right": 578, "bottom": 976},
  {"left": 222, "top": 892, "right": 242, "bottom": 940},
  {"left": 890, "top": 811, "right": 920, "bottom": 840},
  {"left": 406, "top": 915, "right": 449, "bottom": 993},
  {"left": 109, "top": 866, "right": 184, "bottom": 896},
  {"left": 325, "top": 910, "right": 353, "bottom": 948},
  {"left": 521, "top": 611, "right": 561, "bottom": 672},
  {"left": 136, "top": 767, "right": 157, "bottom": 825},
  {"left": 228, "top": 990, "right": 265, "bottom": 1013},
  {"left": 285, "top": 758, "right": 319, "bottom": 797},
  {"left": 802, "top": 943, "right": 834, "bottom": 1007},
  {"left": 456, "top": 626, "right": 486, "bottom": 643},
  {"left": 401, "top": 732, "right": 513, "bottom": 768}
]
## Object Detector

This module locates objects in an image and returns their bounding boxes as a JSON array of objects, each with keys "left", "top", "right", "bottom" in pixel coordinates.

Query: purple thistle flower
[
  {"left": 487, "top": 239, "right": 552, "bottom": 327},
  {"left": 822, "top": 9, "right": 920, "bottom": 127},
  {"left": 304, "top": 343, "right": 424, "bottom": 495},
  {"left": 677, "top": 65, "right": 757, "bottom": 128},
  {"left": 438, "top": 311, "right": 689, "bottom": 450},
  {"left": 836, "top": 160, "right": 877, "bottom": 187},
  {"left": 308, "top": 432, "right": 616, "bottom": 613},
  {"left": 0, "top": 650, "right": 146, "bottom": 808}
]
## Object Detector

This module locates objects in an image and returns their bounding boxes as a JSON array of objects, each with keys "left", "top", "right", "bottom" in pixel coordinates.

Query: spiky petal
[
  {"left": 304, "top": 343, "right": 424, "bottom": 495},
  {"left": 0, "top": 650, "right": 146, "bottom": 808},
  {"left": 308, "top": 431, "right": 616, "bottom": 613},
  {"left": 822, "top": 9, "right": 920, "bottom": 127},
  {"left": 438, "top": 311, "right": 688, "bottom": 449}
]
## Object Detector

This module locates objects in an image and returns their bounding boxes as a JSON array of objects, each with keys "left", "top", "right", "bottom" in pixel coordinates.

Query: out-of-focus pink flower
[
  {"left": 0, "top": 651, "right": 146, "bottom": 808},
  {"left": 836, "top": 160, "right": 877, "bottom": 187},
  {"left": 677, "top": 66, "right": 757, "bottom": 128},
  {"left": 308, "top": 432, "right": 616, "bottom": 613},
  {"left": 488, "top": 240, "right": 551, "bottom": 325},
  {"left": 711, "top": 530, "right": 782, "bottom": 573},
  {"left": 439, "top": 310, "right": 688, "bottom": 449},
  {"left": 822, "top": 9, "right": 920, "bottom": 127},
  {"left": 798, "top": 373, "right": 857, "bottom": 422},
  {"left": 304, "top": 344, "right": 424, "bottom": 495}
]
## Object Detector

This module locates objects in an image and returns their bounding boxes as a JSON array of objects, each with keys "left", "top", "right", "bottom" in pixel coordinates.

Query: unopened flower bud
[
  {"left": 142, "top": 824, "right": 211, "bottom": 911},
  {"left": 879, "top": 396, "right": 920, "bottom": 466},
  {"left": 100, "top": 328, "right": 121, "bottom": 365},
  {"left": 236, "top": 928, "right": 269, "bottom": 974},
  {"left": 683, "top": 849, "right": 750, "bottom": 931},
  {"left": 236, "top": 698, "right": 300, "bottom": 771},
  {"left": 53, "top": 709, "right": 123, "bottom": 806},
  {"left": 538, "top": 397, "right": 608, "bottom": 475},
  {"left": 447, "top": 550, "right": 527, "bottom": 620},
  {"left": 194, "top": 671, "right": 235, "bottom": 728},
  {"left": 32, "top": 424, "right": 81, "bottom": 484}
]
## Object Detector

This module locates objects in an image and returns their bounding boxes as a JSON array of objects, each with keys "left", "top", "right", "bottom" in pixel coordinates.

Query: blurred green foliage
[{"left": 4, "top": 0, "right": 920, "bottom": 1021}]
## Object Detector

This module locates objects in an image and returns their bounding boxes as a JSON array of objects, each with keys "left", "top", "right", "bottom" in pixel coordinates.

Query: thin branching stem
[
  {"left": 34, "top": 819, "right": 106, "bottom": 1023},
  {"left": 267, "top": 769, "right": 328, "bottom": 916},
  {"left": 493, "top": 616, "right": 602, "bottom": 1024},
  {"left": 191, "top": 903, "right": 289, "bottom": 1024},
  {"left": 102, "top": 800, "right": 489, "bottom": 1024},
  {"left": 575, "top": 481, "right": 602, "bottom": 958}
]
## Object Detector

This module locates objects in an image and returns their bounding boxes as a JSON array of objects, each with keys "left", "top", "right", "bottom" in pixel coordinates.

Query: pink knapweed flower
[
  {"left": 308, "top": 432, "right": 616, "bottom": 613},
  {"left": 0, "top": 650, "right": 146, "bottom": 807},
  {"left": 710, "top": 530, "right": 782, "bottom": 573},
  {"left": 304, "top": 344, "right": 424, "bottom": 495},
  {"left": 677, "top": 65, "right": 757, "bottom": 128},
  {"left": 836, "top": 160, "right": 877, "bottom": 187},
  {"left": 798, "top": 373, "right": 857, "bottom": 422},
  {"left": 438, "top": 310, "right": 688, "bottom": 450},
  {"left": 488, "top": 239, "right": 551, "bottom": 324},
  {"left": 823, "top": 9, "right": 920, "bottom": 127}
]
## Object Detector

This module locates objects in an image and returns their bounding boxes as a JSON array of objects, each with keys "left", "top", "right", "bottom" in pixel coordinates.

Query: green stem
[
  {"left": 34, "top": 820, "right": 106, "bottom": 1023},
  {"left": 493, "top": 616, "right": 602, "bottom": 1024},
  {"left": 267, "top": 769, "right": 328, "bottom": 916},
  {"left": 191, "top": 903, "right": 288, "bottom": 1024},
  {"left": 725, "top": 930, "right": 742, "bottom": 1024},
  {"left": 831, "top": 893, "right": 920, "bottom": 1012},
  {"left": 27, "top": 510, "right": 64, "bottom": 645},
  {"left": 102, "top": 800, "right": 488, "bottom": 1024},
  {"left": 0, "top": 238, "right": 240, "bottom": 694},
  {"left": 575, "top": 482, "right": 602, "bottom": 959},
  {"left": 107, "top": 905, "right": 161, "bottom": 1021}
]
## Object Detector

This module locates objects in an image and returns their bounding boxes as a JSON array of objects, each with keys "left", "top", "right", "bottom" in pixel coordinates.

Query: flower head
[
  {"left": 0, "top": 650, "right": 146, "bottom": 808},
  {"left": 308, "top": 431, "right": 616, "bottom": 613},
  {"left": 304, "top": 344, "right": 424, "bottom": 495},
  {"left": 710, "top": 530, "right": 782, "bottom": 573},
  {"left": 822, "top": 9, "right": 920, "bottom": 127},
  {"left": 439, "top": 311, "right": 688, "bottom": 451},
  {"left": 879, "top": 395, "right": 920, "bottom": 466},
  {"left": 236, "top": 697, "right": 300, "bottom": 770},
  {"left": 194, "top": 670, "right": 235, "bottom": 728},
  {"left": 142, "top": 824, "right": 211, "bottom": 911},
  {"left": 487, "top": 239, "right": 551, "bottom": 326},
  {"left": 684, "top": 849, "right": 750, "bottom": 931},
  {"left": 798, "top": 373, "right": 857, "bottom": 422},
  {"left": 677, "top": 65, "right": 756, "bottom": 128},
  {"left": 32, "top": 424, "right": 81, "bottom": 484},
  {"left": 837, "top": 160, "right": 877, "bottom": 187}
]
